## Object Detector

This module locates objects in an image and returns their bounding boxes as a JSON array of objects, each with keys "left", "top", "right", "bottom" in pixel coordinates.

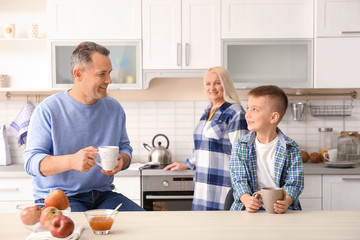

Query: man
[{"left": 24, "top": 41, "right": 143, "bottom": 211}]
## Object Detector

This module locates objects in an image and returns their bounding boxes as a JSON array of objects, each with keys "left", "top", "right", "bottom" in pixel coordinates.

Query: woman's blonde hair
[{"left": 204, "top": 66, "right": 242, "bottom": 106}]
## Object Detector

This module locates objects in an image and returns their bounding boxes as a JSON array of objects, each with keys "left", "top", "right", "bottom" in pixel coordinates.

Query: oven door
[{"left": 143, "top": 191, "right": 194, "bottom": 211}]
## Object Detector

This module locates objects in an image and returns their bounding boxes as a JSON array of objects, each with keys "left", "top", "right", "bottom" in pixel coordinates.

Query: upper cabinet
[
  {"left": 317, "top": 0, "right": 360, "bottom": 37},
  {"left": 315, "top": 0, "right": 360, "bottom": 88},
  {"left": 47, "top": 0, "right": 141, "bottom": 39},
  {"left": 142, "top": 0, "right": 221, "bottom": 88},
  {"left": 221, "top": 0, "right": 314, "bottom": 39}
]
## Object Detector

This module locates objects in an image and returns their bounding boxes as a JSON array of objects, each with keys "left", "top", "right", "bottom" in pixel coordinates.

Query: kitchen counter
[
  {"left": 0, "top": 163, "right": 140, "bottom": 177},
  {"left": 1, "top": 162, "right": 360, "bottom": 178},
  {"left": 1, "top": 211, "right": 359, "bottom": 239}
]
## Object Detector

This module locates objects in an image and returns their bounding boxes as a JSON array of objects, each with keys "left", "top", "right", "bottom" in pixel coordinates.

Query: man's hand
[
  {"left": 70, "top": 146, "right": 97, "bottom": 172},
  {"left": 101, "top": 153, "right": 130, "bottom": 176},
  {"left": 240, "top": 193, "right": 261, "bottom": 213}
]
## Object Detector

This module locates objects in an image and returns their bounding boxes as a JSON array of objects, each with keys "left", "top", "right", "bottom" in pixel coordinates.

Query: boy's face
[{"left": 245, "top": 95, "right": 277, "bottom": 132}]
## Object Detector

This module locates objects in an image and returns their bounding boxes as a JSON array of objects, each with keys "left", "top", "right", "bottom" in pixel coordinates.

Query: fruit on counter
[
  {"left": 20, "top": 206, "right": 41, "bottom": 225},
  {"left": 45, "top": 189, "right": 69, "bottom": 210},
  {"left": 301, "top": 151, "right": 309, "bottom": 163},
  {"left": 309, "top": 152, "right": 321, "bottom": 163},
  {"left": 50, "top": 215, "right": 75, "bottom": 238},
  {"left": 40, "top": 206, "right": 62, "bottom": 230}
]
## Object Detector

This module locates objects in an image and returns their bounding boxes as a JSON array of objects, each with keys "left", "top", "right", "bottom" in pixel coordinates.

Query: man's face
[
  {"left": 77, "top": 52, "right": 112, "bottom": 104},
  {"left": 245, "top": 95, "right": 274, "bottom": 132}
]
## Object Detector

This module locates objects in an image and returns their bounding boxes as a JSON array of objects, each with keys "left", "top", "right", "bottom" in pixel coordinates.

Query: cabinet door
[
  {"left": 113, "top": 177, "right": 141, "bottom": 204},
  {"left": 142, "top": 0, "right": 181, "bottom": 69},
  {"left": 299, "top": 175, "right": 322, "bottom": 210},
  {"left": 221, "top": 0, "right": 313, "bottom": 38},
  {"left": 182, "top": 0, "right": 221, "bottom": 68},
  {"left": 315, "top": 37, "right": 360, "bottom": 88},
  {"left": 47, "top": 0, "right": 141, "bottom": 39},
  {"left": 317, "top": 0, "right": 360, "bottom": 37},
  {"left": 323, "top": 175, "right": 360, "bottom": 210}
]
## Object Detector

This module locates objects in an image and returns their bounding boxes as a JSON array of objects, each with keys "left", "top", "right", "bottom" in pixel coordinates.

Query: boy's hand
[
  {"left": 240, "top": 193, "right": 261, "bottom": 213},
  {"left": 274, "top": 190, "right": 292, "bottom": 214}
]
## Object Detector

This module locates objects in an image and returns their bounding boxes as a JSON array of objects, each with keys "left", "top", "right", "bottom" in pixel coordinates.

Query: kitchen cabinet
[
  {"left": 0, "top": 0, "right": 48, "bottom": 90},
  {"left": 0, "top": 177, "right": 33, "bottom": 213},
  {"left": 299, "top": 175, "right": 322, "bottom": 210},
  {"left": 317, "top": 0, "right": 360, "bottom": 37},
  {"left": 315, "top": 37, "right": 360, "bottom": 88},
  {"left": 221, "top": 0, "right": 314, "bottom": 38},
  {"left": 113, "top": 176, "right": 141, "bottom": 206},
  {"left": 47, "top": 0, "right": 141, "bottom": 39},
  {"left": 323, "top": 175, "right": 360, "bottom": 210},
  {"left": 50, "top": 40, "right": 142, "bottom": 89},
  {"left": 142, "top": 0, "right": 220, "bottom": 88}
]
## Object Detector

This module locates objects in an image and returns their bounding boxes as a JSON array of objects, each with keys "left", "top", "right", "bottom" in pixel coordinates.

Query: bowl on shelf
[
  {"left": 84, "top": 209, "right": 118, "bottom": 235},
  {"left": 16, "top": 203, "right": 71, "bottom": 233}
]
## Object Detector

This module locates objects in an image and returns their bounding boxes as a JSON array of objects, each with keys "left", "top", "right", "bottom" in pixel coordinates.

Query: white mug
[
  {"left": 323, "top": 149, "right": 337, "bottom": 162},
  {"left": 4, "top": 24, "right": 15, "bottom": 39},
  {"left": 96, "top": 146, "right": 119, "bottom": 171}
]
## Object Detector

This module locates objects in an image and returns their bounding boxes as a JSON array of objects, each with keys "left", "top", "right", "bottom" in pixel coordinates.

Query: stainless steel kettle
[{"left": 143, "top": 134, "right": 172, "bottom": 166}]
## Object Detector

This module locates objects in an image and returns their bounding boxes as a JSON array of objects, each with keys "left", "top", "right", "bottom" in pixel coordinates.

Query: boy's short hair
[{"left": 248, "top": 85, "right": 288, "bottom": 122}]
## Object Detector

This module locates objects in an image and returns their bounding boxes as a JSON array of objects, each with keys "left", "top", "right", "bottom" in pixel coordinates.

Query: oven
[{"left": 141, "top": 169, "right": 195, "bottom": 211}]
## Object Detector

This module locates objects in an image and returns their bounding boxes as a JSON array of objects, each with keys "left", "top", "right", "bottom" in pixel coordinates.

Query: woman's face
[{"left": 204, "top": 72, "right": 224, "bottom": 104}]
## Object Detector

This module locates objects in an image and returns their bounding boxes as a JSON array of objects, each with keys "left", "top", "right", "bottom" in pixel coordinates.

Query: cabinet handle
[
  {"left": 185, "top": 43, "right": 190, "bottom": 66},
  {"left": 342, "top": 177, "right": 360, "bottom": 181},
  {"left": 341, "top": 31, "right": 360, "bottom": 34},
  {"left": 177, "top": 43, "right": 181, "bottom": 66},
  {"left": 0, "top": 187, "right": 19, "bottom": 192}
]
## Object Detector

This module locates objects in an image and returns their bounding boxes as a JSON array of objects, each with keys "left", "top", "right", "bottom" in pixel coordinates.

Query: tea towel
[
  {"left": 26, "top": 225, "right": 84, "bottom": 240},
  {"left": 9, "top": 101, "right": 35, "bottom": 146}
]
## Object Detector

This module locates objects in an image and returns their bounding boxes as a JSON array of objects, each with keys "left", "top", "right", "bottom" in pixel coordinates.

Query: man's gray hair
[{"left": 70, "top": 41, "right": 110, "bottom": 77}]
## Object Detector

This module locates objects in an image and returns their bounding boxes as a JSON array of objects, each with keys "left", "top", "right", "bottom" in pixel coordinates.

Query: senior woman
[{"left": 164, "top": 66, "right": 248, "bottom": 210}]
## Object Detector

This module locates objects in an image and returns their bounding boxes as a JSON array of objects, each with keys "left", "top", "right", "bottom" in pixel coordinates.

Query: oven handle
[{"left": 145, "top": 195, "right": 193, "bottom": 200}]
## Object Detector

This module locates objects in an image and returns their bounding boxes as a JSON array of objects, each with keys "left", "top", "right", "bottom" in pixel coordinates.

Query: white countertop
[
  {"left": 1, "top": 162, "right": 360, "bottom": 178},
  {"left": 1, "top": 211, "right": 359, "bottom": 240}
]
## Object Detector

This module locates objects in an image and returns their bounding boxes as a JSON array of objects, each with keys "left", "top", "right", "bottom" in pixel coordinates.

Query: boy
[{"left": 230, "top": 85, "right": 303, "bottom": 213}]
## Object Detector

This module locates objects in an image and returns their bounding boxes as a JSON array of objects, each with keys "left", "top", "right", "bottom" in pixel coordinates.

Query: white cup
[
  {"left": 4, "top": 24, "right": 15, "bottom": 39},
  {"left": 96, "top": 146, "right": 119, "bottom": 171},
  {"left": 323, "top": 149, "right": 337, "bottom": 162}
]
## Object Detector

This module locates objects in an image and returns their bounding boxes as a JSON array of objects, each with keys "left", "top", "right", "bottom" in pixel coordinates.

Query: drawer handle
[
  {"left": 342, "top": 177, "right": 360, "bottom": 181},
  {"left": 0, "top": 187, "right": 19, "bottom": 192},
  {"left": 341, "top": 31, "right": 360, "bottom": 34}
]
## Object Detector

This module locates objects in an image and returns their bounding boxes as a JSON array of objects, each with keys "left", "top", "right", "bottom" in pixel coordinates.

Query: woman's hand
[{"left": 163, "top": 162, "right": 189, "bottom": 171}]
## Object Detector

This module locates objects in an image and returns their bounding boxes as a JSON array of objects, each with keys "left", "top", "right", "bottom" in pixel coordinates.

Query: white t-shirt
[{"left": 255, "top": 135, "right": 279, "bottom": 191}]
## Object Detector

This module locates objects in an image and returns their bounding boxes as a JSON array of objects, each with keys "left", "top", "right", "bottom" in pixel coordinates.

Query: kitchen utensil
[
  {"left": 325, "top": 161, "right": 355, "bottom": 168},
  {"left": 84, "top": 209, "right": 117, "bottom": 235},
  {"left": 143, "top": 134, "right": 172, "bottom": 167},
  {"left": 113, "top": 203, "right": 122, "bottom": 213},
  {"left": 291, "top": 102, "right": 306, "bottom": 120},
  {"left": 95, "top": 146, "right": 119, "bottom": 171},
  {"left": 323, "top": 149, "right": 337, "bottom": 162},
  {"left": 252, "top": 187, "right": 285, "bottom": 214}
]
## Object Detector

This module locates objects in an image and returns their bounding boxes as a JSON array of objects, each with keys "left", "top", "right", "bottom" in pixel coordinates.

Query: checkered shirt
[
  {"left": 185, "top": 102, "right": 248, "bottom": 210},
  {"left": 230, "top": 128, "right": 304, "bottom": 211}
]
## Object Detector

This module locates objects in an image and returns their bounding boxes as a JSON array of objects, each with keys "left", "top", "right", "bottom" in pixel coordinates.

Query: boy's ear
[{"left": 270, "top": 112, "right": 280, "bottom": 124}]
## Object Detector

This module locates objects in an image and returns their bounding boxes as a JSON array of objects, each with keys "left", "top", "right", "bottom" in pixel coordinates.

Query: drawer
[
  {"left": 0, "top": 178, "right": 33, "bottom": 201},
  {"left": 299, "top": 198, "right": 322, "bottom": 211},
  {"left": 113, "top": 177, "right": 140, "bottom": 200},
  {"left": 302, "top": 175, "right": 322, "bottom": 198}
]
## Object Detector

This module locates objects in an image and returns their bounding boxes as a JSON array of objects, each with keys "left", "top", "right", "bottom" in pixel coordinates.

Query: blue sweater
[{"left": 24, "top": 91, "right": 132, "bottom": 200}]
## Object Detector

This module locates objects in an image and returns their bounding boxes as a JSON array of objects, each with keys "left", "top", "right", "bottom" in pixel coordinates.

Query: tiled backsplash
[{"left": 1, "top": 98, "right": 359, "bottom": 164}]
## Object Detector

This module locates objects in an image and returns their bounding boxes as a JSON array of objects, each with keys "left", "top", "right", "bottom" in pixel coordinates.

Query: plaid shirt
[
  {"left": 185, "top": 102, "right": 248, "bottom": 210},
  {"left": 230, "top": 128, "right": 304, "bottom": 211}
]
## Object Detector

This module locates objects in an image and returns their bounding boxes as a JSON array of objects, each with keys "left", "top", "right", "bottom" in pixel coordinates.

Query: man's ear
[
  {"left": 270, "top": 112, "right": 280, "bottom": 124},
  {"left": 73, "top": 68, "right": 82, "bottom": 82}
]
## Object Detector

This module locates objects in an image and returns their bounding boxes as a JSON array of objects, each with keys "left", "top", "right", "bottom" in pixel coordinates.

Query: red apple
[
  {"left": 50, "top": 215, "right": 74, "bottom": 238},
  {"left": 40, "top": 206, "right": 62, "bottom": 230},
  {"left": 45, "top": 189, "right": 69, "bottom": 210},
  {"left": 20, "top": 206, "right": 41, "bottom": 225}
]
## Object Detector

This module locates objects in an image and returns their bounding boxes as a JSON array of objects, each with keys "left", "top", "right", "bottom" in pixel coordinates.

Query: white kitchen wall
[{"left": 1, "top": 98, "right": 360, "bottom": 164}]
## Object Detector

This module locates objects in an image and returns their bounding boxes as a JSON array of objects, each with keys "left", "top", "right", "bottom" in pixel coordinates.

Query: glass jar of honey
[{"left": 319, "top": 128, "right": 333, "bottom": 162}]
